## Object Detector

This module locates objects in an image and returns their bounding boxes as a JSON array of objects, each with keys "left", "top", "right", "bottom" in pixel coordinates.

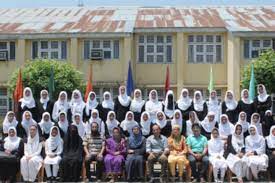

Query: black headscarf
[{"left": 63, "top": 124, "right": 82, "bottom": 153}]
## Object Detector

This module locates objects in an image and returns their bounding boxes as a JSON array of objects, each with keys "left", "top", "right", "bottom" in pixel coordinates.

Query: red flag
[
  {"left": 165, "top": 65, "right": 170, "bottom": 93},
  {"left": 84, "top": 66, "right": 93, "bottom": 102},
  {"left": 13, "top": 69, "right": 23, "bottom": 102}
]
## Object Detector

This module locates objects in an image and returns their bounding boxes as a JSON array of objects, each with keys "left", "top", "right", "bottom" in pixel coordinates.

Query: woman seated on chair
[
  {"left": 104, "top": 127, "right": 126, "bottom": 182},
  {"left": 125, "top": 125, "right": 146, "bottom": 182},
  {"left": 21, "top": 125, "right": 43, "bottom": 182},
  {"left": 168, "top": 124, "right": 191, "bottom": 182},
  {"left": 0, "top": 127, "right": 24, "bottom": 182}
]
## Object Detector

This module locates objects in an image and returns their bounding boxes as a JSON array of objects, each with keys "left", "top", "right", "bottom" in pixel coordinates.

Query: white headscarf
[
  {"left": 177, "top": 88, "right": 192, "bottom": 111},
  {"left": 40, "top": 89, "right": 49, "bottom": 106},
  {"left": 266, "top": 125, "right": 275, "bottom": 149},
  {"left": 118, "top": 86, "right": 131, "bottom": 107},
  {"left": 208, "top": 90, "right": 220, "bottom": 111},
  {"left": 163, "top": 90, "right": 175, "bottom": 119},
  {"left": 250, "top": 112, "right": 263, "bottom": 136},
  {"left": 120, "top": 111, "right": 138, "bottom": 133},
  {"left": 171, "top": 109, "right": 183, "bottom": 132},
  {"left": 52, "top": 91, "right": 70, "bottom": 121},
  {"left": 89, "top": 109, "right": 102, "bottom": 125},
  {"left": 85, "top": 91, "right": 98, "bottom": 116},
  {"left": 47, "top": 126, "right": 62, "bottom": 152},
  {"left": 130, "top": 89, "right": 145, "bottom": 113},
  {"left": 3, "top": 111, "right": 18, "bottom": 134},
  {"left": 257, "top": 84, "right": 269, "bottom": 102},
  {"left": 106, "top": 111, "right": 119, "bottom": 136},
  {"left": 236, "top": 111, "right": 249, "bottom": 133},
  {"left": 208, "top": 128, "right": 224, "bottom": 154},
  {"left": 193, "top": 91, "right": 205, "bottom": 112},
  {"left": 231, "top": 124, "right": 245, "bottom": 153},
  {"left": 201, "top": 111, "right": 217, "bottom": 133},
  {"left": 26, "top": 125, "right": 40, "bottom": 155},
  {"left": 145, "top": 90, "right": 163, "bottom": 120},
  {"left": 4, "top": 127, "right": 21, "bottom": 151},
  {"left": 39, "top": 112, "right": 54, "bottom": 135},
  {"left": 224, "top": 90, "right": 238, "bottom": 110},
  {"left": 186, "top": 111, "right": 200, "bottom": 137},
  {"left": 57, "top": 111, "right": 69, "bottom": 134},
  {"left": 21, "top": 111, "right": 37, "bottom": 136},
  {"left": 155, "top": 111, "right": 167, "bottom": 129},
  {"left": 247, "top": 125, "right": 262, "bottom": 144},
  {"left": 19, "top": 87, "right": 36, "bottom": 109},
  {"left": 218, "top": 114, "right": 234, "bottom": 137},
  {"left": 241, "top": 89, "right": 252, "bottom": 104},
  {"left": 72, "top": 113, "right": 86, "bottom": 138},
  {"left": 102, "top": 91, "right": 114, "bottom": 110},
  {"left": 140, "top": 111, "right": 152, "bottom": 136},
  {"left": 70, "top": 89, "right": 86, "bottom": 115}
]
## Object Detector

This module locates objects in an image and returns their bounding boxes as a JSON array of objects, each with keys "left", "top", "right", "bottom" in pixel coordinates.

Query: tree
[
  {"left": 241, "top": 49, "right": 275, "bottom": 94},
  {"left": 8, "top": 59, "right": 85, "bottom": 100}
]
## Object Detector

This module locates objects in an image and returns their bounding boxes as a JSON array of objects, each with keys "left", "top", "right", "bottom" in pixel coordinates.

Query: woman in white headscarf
[
  {"left": 20, "top": 125, "right": 43, "bottom": 182},
  {"left": 56, "top": 111, "right": 69, "bottom": 138},
  {"left": 207, "top": 90, "right": 220, "bottom": 122},
  {"left": 266, "top": 125, "right": 275, "bottom": 180},
  {"left": 114, "top": 86, "right": 131, "bottom": 122},
  {"left": 18, "top": 87, "right": 38, "bottom": 122},
  {"left": 208, "top": 128, "right": 227, "bottom": 182},
  {"left": 186, "top": 111, "right": 200, "bottom": 137},
  {"left": 176, "top": 88, "right": 193, "bottom": 121},
  {"left": 37, "top": 89, "right": 54, "bottom": 122},
  {"left": 244, "top": 125, "right": 268, "bottom": 180},
  {"left": 88, "top": 109, "right": 105, "bottom": 138},
  {"left": 154, "top": 111, "right": 171, "bottom": 137},
  {"left": 0, "top": 127, "right": 23, "bottom": 182},
  {"left": 145, "top": 89, "right": 163, "bottom": 121},
  {"left": 163, "top": 90, "right": 176, "bottom": 120},
  {"left": 218, "top": 114, "right": 234, "bottom": 141},
  {"left": 39, "top": 112, "right": 54, "bottom": 140},
  {"left": 130, "top": 89, "right": 145, "bottom": 123},
  {"left": 2, "top": 111, "right": 18, "bottom": 138},
  {"left": 250, "top": 112, "right": 263, "bottom": 136},
  {"left": 44, "top": 126, "right": 63, "bottom": 181},
  {"left": 171, "top": 109, "right": 185, "bottom": 135},
  {"left": 226, "top": 124, "right": 247, "bottom": 183},
  {"left": 84, "top": 91, "right": 99, "bottom": 121},
  {"left": 254, "top": 84, "right": 272, "bottom": 120},
  {"left": 236, "top": 111, "right": 250, "bottom": 137},
  {"left": 18, "top": 111, "right": 38, "bottom": 138},
  {"left": 52, "top": 91, "right": 71, "bottom": 122},
  {"left": 105, "top": 111, "right": 120, "bottom": 138},
  {"left": 221, "top": 90, "right": 239, "bottom": 124},
  {"left": 192, "top": 90, "right": 207, "bottom": 121},
  {"left": 72, "top": 113, "right": 86, "bottom": 139},
  {"left": 98, "top": 91, "right": 114, "bottom": 123},
  {"left": 120, "top": 111, "right": 138, "bottom": 137},
  {"left": 70, "top": 89, "right": 86, "bottom": 118},
  {"left": 140, "top": 111, "right": 152, "bottom": 138},
  {"left": 238, "top": 89, "right": 255, "bottom": 122},
  {"left": 201, "top": 111, "right": 218, "bottom": 140}
]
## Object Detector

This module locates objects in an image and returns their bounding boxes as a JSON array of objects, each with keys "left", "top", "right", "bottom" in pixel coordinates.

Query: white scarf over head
[
  {"left": 118, "top": 86, "right": 131, "bottom": 107},
  {"left": 193, "top": 91, "right": 205, "bottom": 112},
  {"left": 106, "top": 111, "right": 119, "bottom": 136},
  {"left": 257, "top": 84, "right": 269, "bottom": 102},
  {"left": 4, "top": 127, "right": 21, "bottom": 151},
  {"left": 3, "top": 111, "right": 18, "bottom": 134},
  {"left": 201, "top": 111, "right": 216, "bottom": 133},
  {"left": 21, "top": 111, "right": 37, "bottom": 136},
  {"left": 218, "top": 114, "right": 234, "bottom": 137},
  {"left": 241, "top": 89, "right": 252, "bottom": 104},
  {"left": 120, "top": 111, "right": 138, "bottom": 133},
  {"left": 155, "top": 111, "right": 167, "bottom": 129},
  {"left": 224, "top": 90, "right": 237, "bottom": 110},
  {"left": 85, "top": 91, "right": 98, "bottom": 116},
  {"left": 140, "top": 111, "right": 152, "bottom": 136},
  {"left": 266, "top": 125, "right": 275, "bottom": 149},
  {"left": 102, "top": 91, "right": 114, "bottom": 110},
  {"left": 70, "top": 89, "right": 86, "bottom": 115},
  {"left": 39, "top": 112, "right": 54, "bottom": 134},
  {"left": 171, "top": 109, "right": 183, "bottom": 132},
  {"left": 20, "top": 87, "right": 36, "bottom": 109},
  {"left": 177, "top": 88, "right": 192, "bottom": 111},
  {"left": 57, "top": 111, "right": 69, "bottom": 134},
  {"left": 130, "top": 89, "right": 145, "bottom": 113}
]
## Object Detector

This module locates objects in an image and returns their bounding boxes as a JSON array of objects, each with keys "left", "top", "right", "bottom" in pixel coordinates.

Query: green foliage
[
  {"left": 241, "top": 49, "right": 275, "bottom": 93},
  {"left": 8, "top": 59, "right": 85, "bottom": 100}
]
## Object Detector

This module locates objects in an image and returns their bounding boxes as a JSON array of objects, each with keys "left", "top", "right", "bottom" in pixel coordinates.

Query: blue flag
[{"left": 126, "top": 61, "right": 134, "bottom": 96}]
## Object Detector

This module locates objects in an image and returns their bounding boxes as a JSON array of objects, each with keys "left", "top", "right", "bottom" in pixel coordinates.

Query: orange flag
[
  {"left": 84, "top": 65, "right": 93, "bottom": 102},
  {"left": 165, "top": 65, "right": 170, "bottom": 94},
  {"left": 13, "top": 69, "right": 23, "bottom": 102}
]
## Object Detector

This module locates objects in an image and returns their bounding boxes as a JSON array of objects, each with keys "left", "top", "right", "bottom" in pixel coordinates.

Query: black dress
[
  {"left": 238, "top": 100, "right": 255, "bottom": 122},
  {"left": 130, "top": 105, "right": 145, "bottom": 123},
  {"left": 262, "top": 115, "right": 274, "bottom": 136},
  {"left": 114, "top": 97, "right": 131, "bottom": 122},
  {"left": 192, "top": 102, "right": 208, "bottom": 121},
  {"left": 0, "top": 139, "right": 24, "bottom": 181},
  {"left": 98, "top": 104, "right": 112, "bottom": 124},
  {"left": 175, "top": 104, "right": 193, "bottom": 121},
  {"left": 36, "top": 100, "right": 54, "bottom": 121},
  {"left": 254, "top": 96, "right": 272, "bottom": 120},
  {"left": 160, "top": 121, "right": 172, "bottom": 137},
  {"left": 17, "top": 102, "right": 39, "bottom": 122},
  {"left": 266, "top": 139, "right": 275, "bottom": 180},
  {"left": 221, "top": 102, "right": 239, "bottom": 124},
  {"left": 83, "top": 104, "right": 100, "bottom": 122}
]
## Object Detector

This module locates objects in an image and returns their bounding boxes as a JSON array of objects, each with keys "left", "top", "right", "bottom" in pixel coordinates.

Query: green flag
[
  {"left": 48, "top": 67, "right": 55, "bottom": 100},
  {"left": 208, "top": 66, "right": 214, "bottom": 93},
  {"left": 249, "top": 64, "right": 255, "bottom": 102}
]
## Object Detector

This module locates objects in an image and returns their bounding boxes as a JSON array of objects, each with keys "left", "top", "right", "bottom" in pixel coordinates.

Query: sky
[{"left": 1, "top": 0, "right": 275, "bottom": 8}]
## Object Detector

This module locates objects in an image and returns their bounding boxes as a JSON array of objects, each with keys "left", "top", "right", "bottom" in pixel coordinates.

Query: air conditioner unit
[
  {"left": 0, "top": 51, "right": 8, "bottom": 61},
  {"left": 90, "top": 49, "right": 103, "bottom": 60}
]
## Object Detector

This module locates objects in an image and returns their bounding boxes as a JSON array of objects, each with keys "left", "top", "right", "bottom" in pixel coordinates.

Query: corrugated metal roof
[{"left": 0, "top": 6, "right": 274, "bottom": 34}]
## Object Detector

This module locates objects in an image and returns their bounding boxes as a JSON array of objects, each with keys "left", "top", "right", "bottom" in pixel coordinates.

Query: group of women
[{"left": 0, "top": 84, "right": 274, "bottom": 182}]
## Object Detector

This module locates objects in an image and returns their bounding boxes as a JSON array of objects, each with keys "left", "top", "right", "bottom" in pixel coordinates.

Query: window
[
  {"left": 83, "top": 40, "right": 120, "bottom": 60},
  {"left": 0, "top": 88, "right": 9, "bottom": 116},
  {"left": 137, "top": 35, "right": 172, "bottom": 63},
  {"left": 0, "top": 41, "right": 16, "bottom": 60},
  {"left": 243, "top": 39, "right": 274, "bottom": 59},
  {"left": 32, "top": 40, "right": 67, "bottom": 60},
  {"left": 188, "top": 35, "right": 222, "bottom": 63}
]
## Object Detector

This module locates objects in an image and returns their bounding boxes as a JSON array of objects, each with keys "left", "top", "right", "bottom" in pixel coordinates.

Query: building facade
[{"left": 0, "top": 6, "right": 274, "bottom": 115}]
